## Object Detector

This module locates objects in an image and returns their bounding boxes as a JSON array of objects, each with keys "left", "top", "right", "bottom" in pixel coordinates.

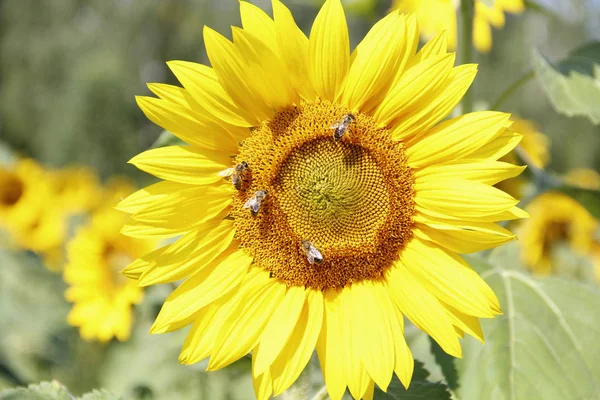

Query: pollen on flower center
[
  {"left": 276, "top": 138, "right": 390, "bottom": 249},
  {"left": 231, "top": 100, "right": 415, "bottom": 289}
]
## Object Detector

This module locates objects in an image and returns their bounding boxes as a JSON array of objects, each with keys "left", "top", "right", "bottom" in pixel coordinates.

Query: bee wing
[
  {"left": 218, "top": 168, "right": 235, "bottom": 178},
  {"left": 243, "top": 196, "right": 256, "bottom": 209},
  {"left": 329, "top": 122, "right": 342, "bottom": 129}
]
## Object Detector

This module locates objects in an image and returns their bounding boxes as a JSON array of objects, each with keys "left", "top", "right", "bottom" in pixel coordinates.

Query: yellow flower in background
[
  {"left": 64, "top": 196, "right": 155, "bottom": 342},
  {"left": 474, "top": 0, "right": 525, "bottom": 52},
  {"left": 0, "top": 159, "right": 46, "bottom": 233},
  {"left": 520, "top": 192, "right": 598, "bottom": 275},
  {"left": 0, "top": 159, "right": 66, "bottom": 254},
  {"left": 50, "top": 166, "right": 102, "bottom": 214},
  {"left": 121, "top": 1, "right": 526, "bottom": 398},
  {"left": 392, "top": 0, "right": 525, "bottom": 52},
  {"left": 392, "top": 0, "right": 457, "bottom": 49},
  {"left": 564, "top": 168, "right": 600, "bottom": 190}
]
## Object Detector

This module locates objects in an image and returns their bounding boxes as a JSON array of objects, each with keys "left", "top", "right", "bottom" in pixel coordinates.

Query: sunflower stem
[
  {"left": 309, "top": 385, "right": 329, "bottom": 400},
  {"left": 459, "top": 0, "right": 475, "bottom": 114},
  {"left": 490, "top": 71, "right": 536, "bottom": 111}
]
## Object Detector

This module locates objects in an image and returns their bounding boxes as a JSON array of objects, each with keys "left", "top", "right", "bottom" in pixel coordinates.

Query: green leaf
[
  {"left": 556, "top": 184, "right": 600, "bottom": 219},
  {"left": 533, "top": 43, "right": 600, "bottom": 124},
  {"left": 456, "top": 258, "right": 600, "bottom": 400},
  {"left": 78, "top": 389, "right": 122, "bottom": 400},
  {"left": 374, "top": 361, "right": 451, "bottom": 399},
  {"left": 0, "top": 381, "right": 73, "bottom": 400},
  {"left": 428, "top": 338, "right": 458, "bottom": 391},
  {"left": 0, "top": 382, "right": 122, "bottom": 400},
  {"left": 151, "top": 130, "right": 184, "bottom": 148}
]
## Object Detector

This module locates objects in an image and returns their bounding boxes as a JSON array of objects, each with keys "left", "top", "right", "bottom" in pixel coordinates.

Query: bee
[
  {"left": 218, "top": 161, "right": 249, "bottom": 190},
  {"left": 330, "top": 114, "right": 355, "bottom": 142},
  {"left": 301, "top": 240, "right": 324, "bottom": 265},
  {"left": 243, "top": 190, "right": 267, "bottom": 216}
]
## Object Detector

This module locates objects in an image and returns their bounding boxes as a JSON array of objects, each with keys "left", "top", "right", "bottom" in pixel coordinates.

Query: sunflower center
[
  {"left": 0, "top": 173, "right": 24, "bottom": 207},
  {"left": 231, "top": 101, "right": 415, "bottom": 289},
  {"left": 104, "top": 244, "right": 131, "bottom": 288},
  {"left": 276, "top": 138, "right": 390, "bottom": 249}
]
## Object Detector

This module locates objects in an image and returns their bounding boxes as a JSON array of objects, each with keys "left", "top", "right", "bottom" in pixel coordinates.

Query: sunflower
[
  {"left": 64, "top": 187, "right": 155, "bottom": 342},
  {"left": 121, "top": 1, "right": 526, "bottom": 398},
  {"left": 0, "top": 159, "right": 65, "bottom": 254},
  {"left": 392, "top": 0, "right": 525, "bottom": 53},
  {"left": 49, "top": 166, "right": 102, "bottom": 214},
  {"left": 520, "top": 192, "right": 598, "bottom": 275}
]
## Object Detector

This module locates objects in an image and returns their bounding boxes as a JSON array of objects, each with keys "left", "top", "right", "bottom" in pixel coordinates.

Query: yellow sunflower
[
  {"left": 392, "top": 0, "right": 525, "bottom": 53},
  {"left": 49, "top": 166, "right": 102, "bottom": 214},
  {"left": 520, "top": 192, "right": 598, "bottom": 275},
  {"left": 64, "top": 194, "right": 155, "bottom": 342},
  {"left": 121, "top": 1, "right": 526, "bottom": 398},
  {"left": 0, "top": 159, "right": 66, "bottom": 253}
]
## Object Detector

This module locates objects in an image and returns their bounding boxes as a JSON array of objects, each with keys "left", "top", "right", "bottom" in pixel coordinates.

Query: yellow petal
[
  {"left": 406, "top": 111, "right": 511, "bottom": 168},
  {"left": 469, "top": 130, "right": 523, "bottom": 161},
  {"left": 166, "top": 61, "right": 256, "bottom": 127},
  {"left": 386, "top": 262, "right": 462, "bottom": 357},
  {"left": 388, "top": 307, "right": 414, "bottom": 389},
  {"left": 122, "top": 245, "right": 166, "bottom": 279},
  {"left": 340, "top": 288, "right": 371, "bottom": 400},
  {"left": 147, "top": 83, "right": 188, "bottom": 106},
  {"left": 406, "top": 30, "right": 448, "bottom": 69},
  {"left": 441, "top": 302, "right": 484, "bottom": 343},
  {"left": 254, "top": 286, "right": 306, "bottom": 375},
  {"left": 362, "top": 380, "right": 375, "bottom": 400},
  {"left": 401, "top": 238, "right": 501, "bottom": 317},
  {"left": 374, "top": 53, "right": 455, "bottom": 126},
  {"left": 348, "top": 282, "right": 394, "bottom": 391},
  {"left": 151, "top": 249, "right": 252, "bottom": 333},
  {"left": 309, "top": 0, "right": 350, "bottom": 101},
  {"left": 203, "top": 26, "right": 273, "bottom": 122},
  {"left": 413, "top": 220, "right": 515, "bottom": 254},
  {"left": 129, "top": 146, "right": 232, "bottom": 185},
  {"left": 239, "top": 1, "right": 277, "bottom": 49},
  {"left": 316, "top": 289, "right": 347, "bottom": 400},
  {"left": 135, "top": 96, "right": 239, "bottom": 152},
  {"left": 129, "top": 185, "right": 233, "bottom": 233},
  {"left": 179, "top": 292, "right": 237, "bottom": 364},
  {"left": 116, "top": 181, "right": 191, "bottom": 214},
  {"left": 252, "top": 351, "right": 274, "bottom": 400},
  {"left": 231, "top": 27, "right": 299, "bottom": 111},
  {"left": 414, "top": 160, "right": 526, "bottom": 185},
  {"left": 208, "top": 274, "right": 286, "bottom": 371},
  {"left": 362, "top": 13, "right": 419, "bottom": 113},
  {"left": 138, "top": 219, "right": 237, "bottom": 286},
  {"left": 270, "top": 290, "right": 324, "bottom": 396},
  {"left": 271, "top": 0, "right": 316, "bottom": 101},
  {"left": 391, "top": 64, "right": 477, "bottom": 141},
  {"left": 340, "top": 12, "right": 407, "bottom": 111},
  {"left": 415, "top": 179, "right": 519, "bottom": 220}
]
